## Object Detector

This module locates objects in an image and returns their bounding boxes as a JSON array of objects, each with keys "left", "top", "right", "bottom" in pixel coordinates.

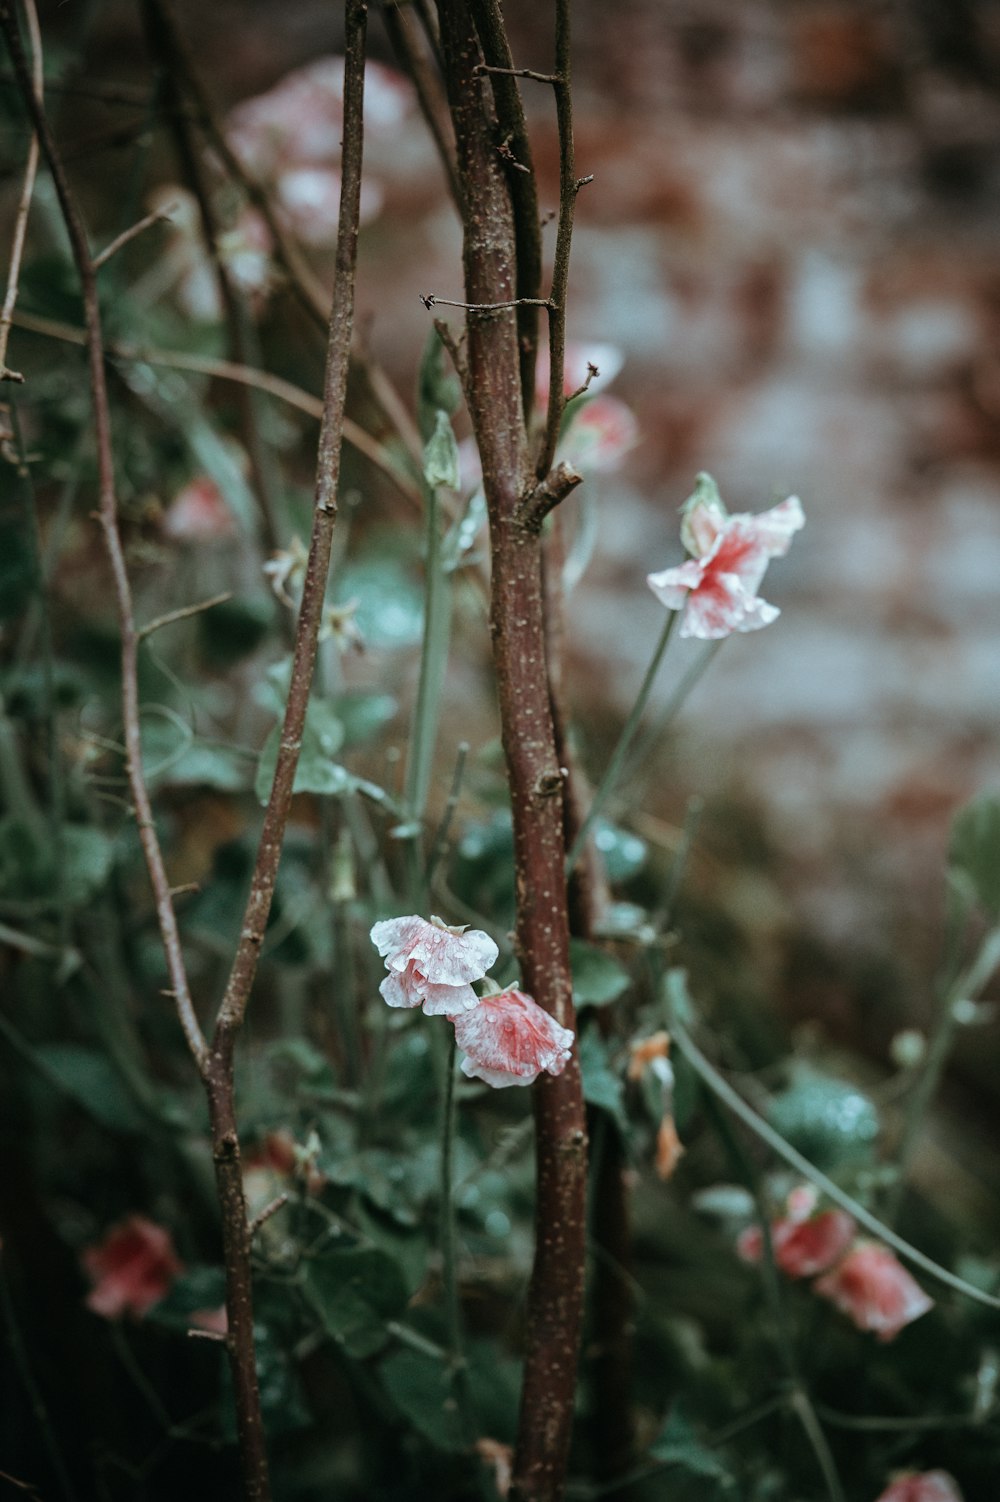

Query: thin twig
[
  {"left": 536, "top": 0, "right": 578, "bottom": 480},
  {"left": 137, "top": 592, "right": 234, "bottom": 641},
  {"left": 421, "top": 292, "right": 551, "bottom": 312},
  {"left": 12, "top": 309, "right": 420, "bottom": 506},
  {"left": 92, "top": 205, "right": 173, "bottom": 270},
  {"left": 0, "top": 0, "right": 207, "bottom": 1073},
  {"left": 0, "top": 0, "right": 41, "bottom": 384},
  {"left": 474, "top": 62, "right": 560, "bottom": 84},
  {"left": 383, "top": 1, "right": 462, "bottom": 207}
]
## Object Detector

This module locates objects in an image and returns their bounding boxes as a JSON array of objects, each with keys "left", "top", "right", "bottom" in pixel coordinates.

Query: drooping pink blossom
[
  {"left": 82, "top": 1215, "right": 183, "bottom": 1319},
  {"left": 875, "top": 1471, "right": 964, "bottom": 1502},
  {"left": 370, "top": 914, "right": 498, "bottom": 1016},
  {"left": 737, "top": 1204, "right": 856, "bottom": 1279},
  {"left": 814, "top": 1241, "right": 934, "bottom": 1341},
  {"left": 451, "top": 986, "right": 574, "bottom": 1088},
  {"left": 647, "top": 475, "right": 804, "bottom": 640}
]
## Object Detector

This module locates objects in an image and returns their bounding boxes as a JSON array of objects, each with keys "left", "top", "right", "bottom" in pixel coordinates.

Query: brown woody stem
[{"left": 436, "top": 5, "right": 587, "bottom": 1499}]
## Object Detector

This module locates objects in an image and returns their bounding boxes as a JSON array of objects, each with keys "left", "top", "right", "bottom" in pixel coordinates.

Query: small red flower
[
  {"left": 370, "top": 914, "right": 498, "bottom": 1015},
  {"left": 647, "top": 475, "right": 804, "bottom": 640},
  {"left": 814, "top": 1241, "right": 934, "bottom": 1342},
  {"left": 452, "top": 986, "right": 574, "bottom": 1089},
  {"left": 82, "top": 1215, "right": 183, "bottom": 1320},
  {"left": 875, "top": 1471, "right": 964, "bottom": 1502}
]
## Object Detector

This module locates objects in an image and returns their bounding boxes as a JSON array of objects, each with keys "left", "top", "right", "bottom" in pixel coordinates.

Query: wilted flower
[
  {"left": 814, "top": 1241, "right": 934, "bottom": 1341},
  {"left": 475, "top": 1436, "right": 514, "bottom": 1499},
  {"left": 82, "top": 1215, "right": 183, "bottom": 1319},
  {"left": 647, "top": 473, "right": 804, "bottom": 640},
  {"left": 655, "top": 1115, "right": 685, "bottom": 1180},
  {"left": 370, "top": 914, "right": 498, "bottom": 1016},
  {"left": 452, "top": 985, "right": 574, "bottom": 1088},
  {"left": 875, "top": 1473, "right": 963, "bottom": 1502},
  {"left": 627, "top": 1030, "right": 672, "bottom": 1082},
  {"left": 737, "top": 1187, "right": 856, "bottom": 1279}
]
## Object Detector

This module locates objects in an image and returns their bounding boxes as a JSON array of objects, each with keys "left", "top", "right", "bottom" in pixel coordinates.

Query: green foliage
[
  {"left": 950, "top": 792, "right": 1000, "bottom": 916},
  {"left": 306, "top": 1245, "right": 409, "bottom": 1359},
  {"left": 765, "top": 1067, "right": 880, "bottom": 1170}
]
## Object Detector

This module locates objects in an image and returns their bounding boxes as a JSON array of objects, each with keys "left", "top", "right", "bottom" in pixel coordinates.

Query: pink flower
[
  {"left": 562, "top": 395, "right": 638, "bottom": 474},
  {"left": 452, "top": 986, "right": 574, "bottom": 1088},
  {"left": 647, "top": 474, "right": 804, "bottom": 640},
  {"left": 370, "top": 914, "right": 498, "bottom": 1015},
  {"left": 82, "top": 1215, "right": 183, "bottom": 1319},
  {"left": 738, "top": 1206, "right": 856, "bottom": 1279},
  {"left": 875, "top": 1472, "right": 964, "bottom": 1502},
  {"left": 814, "top": 1242, "right": 934, "bottom": 1342},
  {"left": 163, "top": 476, "right": 237, "bottom": 542}
]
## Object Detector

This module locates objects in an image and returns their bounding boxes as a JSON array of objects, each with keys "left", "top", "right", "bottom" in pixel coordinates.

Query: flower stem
[
  {"left": 439, "top": 1028, "right": 472, "bottom": 1437},
  {"left": 566, "top": 609, "right": 677, "bottom": 875}
]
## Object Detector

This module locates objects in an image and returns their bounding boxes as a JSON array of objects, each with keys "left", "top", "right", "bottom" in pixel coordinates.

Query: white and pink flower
[
  {"left": 561, "top": 394, "right": 638, "bottom": 475},
  {"left": 370, "top": 914, "right": 498, "bottom": 1016},
  {"left": 163, "top": 475, "right": 238, "bottom": 542},
  {"left": 814, "top": 1241, "right": 934, "bottom": 1342},
  {"left": 875, "top": 1471, "right": 964, "bottom": 1502},
  {"left": 647, "top": 473, "right": 804, "bottom": 640},
  {"left": 452, "top": 986, "right": 574, "bottom": 1088},
  {"left": 82, "top": 1215, "right": 183, "bottom": 1320}
]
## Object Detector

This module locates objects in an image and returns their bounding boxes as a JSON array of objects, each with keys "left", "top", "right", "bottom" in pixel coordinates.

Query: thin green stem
[
  {"left": 625, "top": 639, "right": 724, "bottom": 795},
  {"left": 405, "top": 482, "right": 454, "bottom": 829},
  {"left": 566, "top": 609, "right": 677, "bottom": 875},
  {"left": 666, "top": 985, "right": 1000, "bottom": 1312},
  {"left": 885, "top": 925, "right": 1000, "bottom": 1226},
  {"left": 438, "top": 1029, "right": 471, "bottom": 1436}
]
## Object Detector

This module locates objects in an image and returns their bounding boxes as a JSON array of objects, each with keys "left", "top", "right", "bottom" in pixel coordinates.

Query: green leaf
[
  {"left": 766, "top": 1067, "right": 880, "bottom": 1170},
  {"left": 950, "top": 793, "right": 1000, "bottom": 917},
  {"left": 569, "top": 939, "right": 631, "bottom": 1008},
  {"left": 335, "top": 557, "right": 424, "bottom": 649},
  {"left": 379, "top": 1348, "right": 465, "bottom": 1450},
  {"left": 579, "top": 1030, "right": 628, "bottom": 1133},
  {"left": 0, "top": 820, "right": 115, "bottom": 908},
  {"left": 422, "top": 409, "right": 460, "bottom": 491},
  {"left": 336, "top": 691, "right": 397, "bottom": 747},
  {"left": 34, "top": 1045, "right": 144, "bottom": 1133},
  {"left": 306, "top": 1245, "right": 409, "bottom": 1359},
  {"left": 417, "top": 326, "right": 462, "bottom": 441},
  {"left": 649, "top": 1407, "right": 738, "bottom": 1497},
  {"left": 255, "top": 697, "right": 345, "bottom": 803},
  {"left": 196, "top": 593, "right": 274, "bottom": 668}
]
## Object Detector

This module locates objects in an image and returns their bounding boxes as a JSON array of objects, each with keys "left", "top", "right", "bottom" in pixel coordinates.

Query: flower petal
[
  {"left": 453, "top": 987, "right": 574, "bottom": 1088},
  {"left": 814, "top": 1242, "right": 934, "bottom": 1341}
]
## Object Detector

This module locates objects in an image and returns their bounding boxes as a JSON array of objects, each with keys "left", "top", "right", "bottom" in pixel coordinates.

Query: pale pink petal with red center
[
  {"left": 82, "top": 1215, "right": 183, "bottom": 1319},
  {"left": 814, "top": 1242, "right": 934, "bottom": 1341},
  {"left": 648, "top": 494, "right": 803, "bottom": 641},
  {"left": 875, "top": 1471, "right": 964, "bottom": 1502},
  {"left": 163, "top": 477, "right": 237, "bottom": 542},
  {"left": 378, "top": 965, "right": 479, "bottom": 1015},
  {"left": 453, "top": 987, "right": 574, "bottom": 1089}
]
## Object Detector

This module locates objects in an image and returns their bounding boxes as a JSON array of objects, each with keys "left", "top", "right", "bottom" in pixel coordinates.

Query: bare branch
[
  {"left": 421, "top": 292, "right": 551, "bottom": 312},
  {"left": 0, "top": 0, "right": 207, "bottom": 1074},
  {"left": 0, "top": 0, "right": 41, "bottom": 384},
  {"left": 515, "top": 460, "right": 582, "bottom": 533},
  {"left": 383, "top": 0, "right": 463, "bottom": 208},
  {"left": 92, "top": 204, "right": 173, "bottom": 270},
  {"left": 138, "top": 592, "right": 234, "bottom": 641},
  {"left": 535, "top": 0, "right": 579, "bottom": 481}
]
